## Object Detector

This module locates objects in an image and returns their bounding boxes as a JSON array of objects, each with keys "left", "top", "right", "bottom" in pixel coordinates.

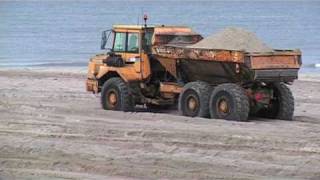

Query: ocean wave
[
  {"left": 303, "top": 63, "right": 320, "bottom": 68},
  {"left": 31, "top": 62, "right": 87, "bottom": 67},
  {"left": 0, "top": 61, "right": 87, "bottom": 67}
]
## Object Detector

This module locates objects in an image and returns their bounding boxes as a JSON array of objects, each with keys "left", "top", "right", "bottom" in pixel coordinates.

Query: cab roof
[
  {"left": 112, "top": 25, "right": 153, "bottom": 30},
  {"left": 112, "top": 24, "right": 199, "bottom": 35},
  {"left": 112, "top": 24, "right": 194, "bottom": 30}
]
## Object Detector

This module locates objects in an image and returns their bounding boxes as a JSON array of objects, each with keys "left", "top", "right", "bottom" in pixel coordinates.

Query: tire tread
[
  {"left": 101, "top": 77, "right": 134, "bottom": 112},
  {"left": 209, "top": 83, "right": 249, "bottom": 121},
  {"left": 276, "top": 83, "right": 294, "bottom": 120},
  {"left": 178, "top": 81, "right": 212, "bottom": 117}
]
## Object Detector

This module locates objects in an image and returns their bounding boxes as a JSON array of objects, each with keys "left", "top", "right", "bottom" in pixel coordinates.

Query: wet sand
[{"left": 0, "top": 69, "right": 320, "bottom": 179}]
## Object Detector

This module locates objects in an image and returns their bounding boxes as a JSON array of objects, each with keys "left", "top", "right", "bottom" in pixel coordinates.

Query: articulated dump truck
[{"left": 86, "top": 22, "right": 301, "bottom": 121}]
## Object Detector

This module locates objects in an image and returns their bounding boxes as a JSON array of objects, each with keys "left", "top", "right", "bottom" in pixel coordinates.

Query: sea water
[{"left": 0, "top": 0, "right": 319, "bottom": 73}]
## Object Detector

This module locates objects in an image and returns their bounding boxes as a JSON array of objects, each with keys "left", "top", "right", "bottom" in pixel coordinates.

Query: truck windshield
[{"left": 101, "top": 30, "right": 112, "bottom": 50}]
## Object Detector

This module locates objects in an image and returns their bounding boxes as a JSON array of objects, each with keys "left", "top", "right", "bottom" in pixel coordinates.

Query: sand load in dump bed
[{"left": 188, "top": 27, "right": 273, "bottom": 53}]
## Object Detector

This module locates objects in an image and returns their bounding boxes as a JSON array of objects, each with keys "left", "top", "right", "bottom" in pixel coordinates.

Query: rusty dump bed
[{"left": 153, "top": 45, "right": 302, "bottom": 83}]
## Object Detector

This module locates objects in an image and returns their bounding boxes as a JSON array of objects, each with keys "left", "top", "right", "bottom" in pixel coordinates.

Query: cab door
[
  {"left": 112, "top": 31, "right": 127, "bottom": 60},
  {"left": 125, "top": 32, "right": 141, "bottom": 70},
  {"left": 112, "top": 30, "right": 151, "bottom": 80}
]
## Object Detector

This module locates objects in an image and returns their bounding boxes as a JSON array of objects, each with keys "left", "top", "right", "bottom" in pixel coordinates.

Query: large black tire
[
  {"left": 101, "top": 77, "right": 134, "bottom": 112},
  {"left": 257, "top": 83, "right": 294, "bottom": 120},
  {"left": 178, "top": 81, "right": 212, "bottom": 118},
  {"left": 209, "top": 83, "right": 249, "bottom": 121}
]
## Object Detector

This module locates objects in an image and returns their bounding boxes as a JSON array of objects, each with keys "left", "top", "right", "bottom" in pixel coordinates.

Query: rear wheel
[
  {"left": 257, "top": 83, "right": 294, "bottom": 120},
  {"left": 209, "top": 83, "right": 249, "bottom": 121},
  {"left": 101, "top": 77, "right": 134, "bottom": 111},
  {"left": 178, "top": 81, "right": 212, "bottom": 118}
]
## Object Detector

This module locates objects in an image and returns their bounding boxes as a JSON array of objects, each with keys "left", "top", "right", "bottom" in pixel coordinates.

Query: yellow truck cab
[
  {"left": 87, "top": 25, "right": 152, "bottom": 90},
  {"left": 87, "top": 24, "right": 199, "bottom": 90},
  {"left": 86, "top": 22, "right": 201, "bottom": 112}
]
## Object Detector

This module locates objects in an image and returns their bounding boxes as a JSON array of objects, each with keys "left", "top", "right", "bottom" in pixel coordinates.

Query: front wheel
[
  {"left": 101, "top": 77, "right": 134, "bottom": 112},
  {"left": 209, "top": 83, "right": 249, "bottom": 121}
]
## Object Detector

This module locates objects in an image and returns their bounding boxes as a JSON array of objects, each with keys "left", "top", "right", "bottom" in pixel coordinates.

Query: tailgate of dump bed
[
  {"left": 245, "top": 50, "right": 301, "bottom": 69},
  {"left": 245, "top": 50, "right": 302, "bottom": 82}
]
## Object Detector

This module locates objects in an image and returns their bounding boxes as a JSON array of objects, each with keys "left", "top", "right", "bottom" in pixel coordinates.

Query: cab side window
[
  {"left": 142, "top": 31, "right": 153, "bottom": 53},
  {"left": 113, "top": 32, "right": 139, "bottom": 53},
  {"left": 127, "top": 33, "right": 139, "bottom": 53},
  {"left": 113, "top": 32, "right": 126, "bottom": 52}
]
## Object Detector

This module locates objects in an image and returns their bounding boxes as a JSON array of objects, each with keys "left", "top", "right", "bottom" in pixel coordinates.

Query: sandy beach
[{"left": 0, "top": 69, "right": 320, "bottom": 179}]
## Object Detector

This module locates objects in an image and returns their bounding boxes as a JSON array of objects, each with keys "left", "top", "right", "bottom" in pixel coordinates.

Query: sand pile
[{"left": 189, "top": 27, "right": 273, "bottom": 53}]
